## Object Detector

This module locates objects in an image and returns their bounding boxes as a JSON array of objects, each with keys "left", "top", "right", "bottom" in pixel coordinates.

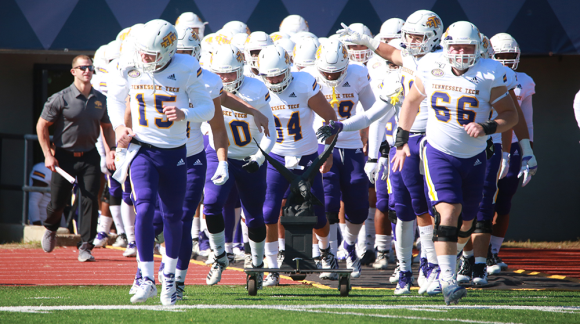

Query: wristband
[
  {"left": 379, "top": 140, "right": 390, "bottom": 157},
  {"left": 478, "top": 120, "right": 498, "bottom": 135},
  {"left": 395, "top": 127, "right": 409, "bottom": 147},
  {"left": 367, "top": 158, "right": 378, "bottom": 163}
]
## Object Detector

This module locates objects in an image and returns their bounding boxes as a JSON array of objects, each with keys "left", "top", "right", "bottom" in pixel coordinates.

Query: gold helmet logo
[
  {"left": 426, "top": 16, "right": 441, "bottom": 29},
  {"left": 341, "top": 44, "right": 348, "bottom": 59},
  {"left": 191, "top": 29, "right": 200, "bottom": 41},
  {"left": 271, "top": 34, "right": 282, "bottom": 42},
  {"left": 315, "top": 46, "right": 322, "bottom": 59},
  {"left": 161, "top": 31, "right": 177, "bottom": 48},
  {"left": 236, "top": 50, "right": 243, "bottom": 63},
  {"left": 284, "top": 51, "right": 290, "bottom": 65}
]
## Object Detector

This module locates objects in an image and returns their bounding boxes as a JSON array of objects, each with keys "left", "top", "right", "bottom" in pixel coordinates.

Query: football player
[
  {"left": 304, "top": 39, "right": 376, "bottom": 278},
  {"left": 279, "top": 15, "right": 309, "bottom": 35},
  {"left": 175, "top": 12, "right": 208, "bottom": 38},
  {"left": 343, "top": 23, "right": 374, "bottom": 66},
  {"left": 244, "top": 31, "right": 274, "bottom": 78},
  {"left": 391, "top": 21, "right": 518, "bottom": 305},
  {"left": 108, "top": 19, "right": 217, "bottom": 306},
  {"left": 259, "top": 45, "right": 338, "bottom": 286},
  {"left": 292, "top": 37, "right": 319, "bottom": 71}
]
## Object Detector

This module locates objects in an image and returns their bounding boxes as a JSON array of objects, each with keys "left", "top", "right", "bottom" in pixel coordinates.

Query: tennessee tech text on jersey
[
  {"left": 188, "top": 68, "right": 223, "bottom": 157},
  {"left": 269, "top": 71, "right": 320, "bottom": 157},
  {"left": 418, "top": 53, "right": 507, "bottom": 158},
  {"left": 209, "top": 77, "right": 273, "bottom": 159},
  {"left": 107, "top": 54, "right": 210, "bottom": 148},
  {"left": 306, "top": 64, "right": 372, "bottom": 149}
]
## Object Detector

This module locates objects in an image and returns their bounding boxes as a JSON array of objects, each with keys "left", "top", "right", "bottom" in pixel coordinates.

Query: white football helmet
[
  {"left": 177, "top": 27, "right": 202, "bottom": 60},
  {"left": 214, "top": 29, "right": 234, "bottom": 46},
  {"left": 134, "top": 19, "right": 178, "bottom": 73},
  {"left": 210, "top": 44, "right": 245, "bottom": 93},
  {"left": 258, "top": 45, "right": 292, "bottom": 93},
  {"left": 315, "top": 39, "right": 349, "bottom": 87},
  {"left": 244, "top": 31, "right": 274, "bottom": 68},
  {"left": 479, "top": 33, "right": 494, "bottom": 59},
  {"left": 222, "top": 21, "right": 250, "bottom": 35},
  {"left": 117, "top": 27, "right": 132, "bottom": 42},
  {"left": 490, "top": 33, "right": 520, "bottom": 70},
  {"left": 275, "top": 38, "right": 296, "bottom": 61},
  {"left": 343, "top": 23, "right": 373, "bottom": 63},
  {"left": 377, "top": 18, "right": 405, "bottom": 43},
  {"left": 93, "top": 44, "right": 108, "bottom": 70},
  {"left": 231, "top": 33, "right": 248, "bottom": 51},
  {"left": 293, "top": 37, "right": 319, "bottom": 70},
  {"left": 175, "top": 12, "right": 208, "bottom": 38},
  {"left": 105, "top": 40, "right": 121, "bottom": 62},
  {"left": 318, "top": 37, "right": 329, "bottom": 45},
  {"left": 442, "top": 21, "right": 481, "bottom": 71},
  {"left": 279, "top": 15, "right": 309, "bottom": 35},
  {"left": 270, "top": 31, "right": 290, "bottom": 43},
  {"left": 290, "top": 31, "right": 319, "bottom": 45},
  {"left": 401, "top": 10, "right": 444, "bottom": 55}
]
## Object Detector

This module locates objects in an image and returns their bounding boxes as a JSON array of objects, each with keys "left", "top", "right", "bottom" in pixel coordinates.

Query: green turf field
[{"left": 1, "top": 285, "right": 580, "bottom": 323}]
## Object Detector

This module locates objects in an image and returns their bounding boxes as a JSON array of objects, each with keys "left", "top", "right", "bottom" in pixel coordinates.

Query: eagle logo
[
  {"left": 190, "top": 29, "right": 200, "bottom": 42},
  {"left": 284, "top": 51, "right": 290, "bottom": 65}
]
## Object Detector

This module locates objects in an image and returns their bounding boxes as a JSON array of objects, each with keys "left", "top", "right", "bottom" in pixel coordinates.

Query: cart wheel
[
  {"left": 289, "top": 274, "right": 307, "bottom": 281},
  {"left": 248, "top": 276, "right": 258, "bottom": 296},
  {"left": 339, "top": 277, "right": 349, "bottom": 297}
]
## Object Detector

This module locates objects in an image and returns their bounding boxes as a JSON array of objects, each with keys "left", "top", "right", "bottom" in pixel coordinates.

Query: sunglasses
[{"left": 74, "top": 65, "right": 94, "bottom": 72}]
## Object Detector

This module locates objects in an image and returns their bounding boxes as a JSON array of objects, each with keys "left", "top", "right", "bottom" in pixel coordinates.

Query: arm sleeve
[
  {"left": 521, "top": 94, "right": 534, "bottom": 141},
  {"left": 574, "top": 90, "right": 580, "bottom": 130},
  {"left": 256, "top": 101, "right": 277, "bottom": 155},
  {"left": 367, "top": 113, "right": 389, "bottom": 159},
  {"left": 358, "top": 83, "right": 376, "bottom": 111},
  {"left": 106, "top": 71, "right": 130, "bottom": 130},
  {"left": 342, "top": 98, "right": 396, "bottom": 132},
  {"left": 183, "top": 67, "right": 215, "bottom": 122}
]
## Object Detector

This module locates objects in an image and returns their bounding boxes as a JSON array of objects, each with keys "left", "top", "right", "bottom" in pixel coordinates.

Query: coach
[{"left": 36, "top": 55, "right": 116, "bottom": 262}]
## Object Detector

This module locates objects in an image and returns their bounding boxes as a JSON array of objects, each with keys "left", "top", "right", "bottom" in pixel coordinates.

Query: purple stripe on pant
[
  {"left": 318, "top": 144, "right": 369, "bottom": 225},
  {"left": 130, "top": 145, "right": 187, "bottom": 263},
  {"left": 203, "top": 146, "right": 266, "bottom": 229},
  {"left": 263, "top": 151, "right": 327, "bottom": 229},
  {"left": 477, "top": 143, "right": 502, "bottom": 222},
  {"left": 495, "top": 142, "right": 522, "bottom": 215},
  {"left": 106, "top": 175, "right": 122, "bottom": 198},
  {"left": 389, "top": 146, "right": 415, "bottom": 222},
  {"left": 424, "top": 143, "right": 486, "bottom": 221}
]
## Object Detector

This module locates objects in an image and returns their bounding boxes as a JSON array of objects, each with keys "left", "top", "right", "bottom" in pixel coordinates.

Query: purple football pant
[
  {"left": 477, "top": 143, "right": 502, "bottom": 222},
  {"left": 399, "top": 134, "right": 429, "bottom": 216},
  {"left": 423, "top": 143, "right": 486, "bottom": 221},
  {"left": 318, "top": 145, "right": 369, "bottom": 224},
  {"left": 223, "top": 185, "right": 241, "bottom": 243},
  {"left": 106, "top": 175, "right": 122, "bottom": 199},
  {"left": 203, "top": 147, "right": 266, "bottom": 230},
  {"left": 263, "top": 152, "right": 326, "bottom": 229},
  {"left": 495, "top": 142, "right": 522, "bottom": 215},
  {"left": 130, "top": 145, "right": 187, "bottom": 263},
  {"left": 389, "top": 146, "right": 415, "bottom": 222},
  {"left": 375, "top": 168, "right": 389, "bottom": 213}
]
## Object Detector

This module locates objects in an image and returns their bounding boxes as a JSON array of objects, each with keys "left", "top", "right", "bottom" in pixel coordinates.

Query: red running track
[
  {"left": 499, "top": 248, "right": 580, "bottom": 279},
  {"left": 0, "top": 246, "right": 300, "bottom": 286}
]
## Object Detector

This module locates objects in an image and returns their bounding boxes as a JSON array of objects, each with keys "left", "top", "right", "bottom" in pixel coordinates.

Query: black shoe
[
  {"left": 359, "top": 249, "right": 376, "bottom": 266},
  {"left": 457, "top": 255, "right": 474, "bottom": 285}
]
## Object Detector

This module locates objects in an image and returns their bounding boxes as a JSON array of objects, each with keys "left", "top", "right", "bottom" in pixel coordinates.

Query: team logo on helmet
[
  {"left": 119, "top": 29, "right": 131, "bottom": 41},
  {"left": 216, "top": 34, "right": 231, "bottom": 45},
  {"left": 161, "top": 31, "right": 177, "bottom": 48},
  {"left": 245, "top": 35, "right": 251, "bottom": 44},
  {"left": 191, "top": 30, "right": 200, "bottom": 41},
  {"left": 271, "top": 34, "right": 282, "bottom": 42},
  {"left": 426, "top": 16, "right": 441, "bottom": 29},
  {"left": 236, "top": 50, "right": 244, "bottom": 63},
  {"left": 284, "top": 51, "right": 290, "bottom": 65},
  {"left": 341, "top": 44, "right": 348, "bottom": 59},
  {"left": 315, "top": 46, "right": 322, "bottom": 59},
  {"left": 482, "top": 37, "right": 489, "bottom": 50}
]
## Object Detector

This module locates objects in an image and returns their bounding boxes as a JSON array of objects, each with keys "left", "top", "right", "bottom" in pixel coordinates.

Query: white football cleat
[
  {"left": 346, "top": 254, "right": 362, "bottom": 279},
  {"left": 93, "top": 232, "right": 108, "bottom": 248},
  {"left": 130, "top": 278, "right": 157, "bottom": 303},
  {"left": 319, "top": 247, "right": 339, "bottom": 280},
  {"left": 206, "top": 252, "right": 229, "bottom": 286},
  {"left": 129, "top": 277, "right": 141, "bottom": 295},
  {"left": 160, "top": 273, "right": 177, "bottom": 306},
  {"left": 263, "top": 272, "right": 279, "bottom": 287},
  {"left": 123, "top": 242, "right": 137, "bottom": 257},
  {"left": 441, "top": 277, "right": 467, "bottom": 305},
  {"left": 372, "top": 250, "right": 389, "bottom": 270}
]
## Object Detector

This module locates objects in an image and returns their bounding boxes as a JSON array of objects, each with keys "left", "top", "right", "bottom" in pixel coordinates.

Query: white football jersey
[
  {"left": 305, "top": 64, "right": 371, "bottom": 149},
  {"left": 512, "top": 72, "right": 535, "bottom": 142},
  {"left": 269, "top": 71, "right": 320, "bottom": 156},
  {"left": 490, "top": 66, "right": 518, "bottom": 144},
  {"left": 187, "top": 68, "right": 223, "bottom": 157},
  {"left": 91, "top": 66, "right": 110, "bottom": 95},
  {"left": 107, "top": 54, "right": 212, "bottom": 148},
  {"left": 400, "top": 49, "right": 442, "bottom": 132},
  {"left": 418, "top": 55, "right": 507, "bottom": 158},
  {"left": 208, "top": 77, "right": 273, "bottom": 159},
  {"left": 243, "top": 65, "right": 261, "bottom": 80}
]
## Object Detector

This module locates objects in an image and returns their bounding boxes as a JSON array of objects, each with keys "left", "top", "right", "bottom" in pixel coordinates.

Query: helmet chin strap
[{"left": 330, "top": 87, "right": 339, "bottom": 109}]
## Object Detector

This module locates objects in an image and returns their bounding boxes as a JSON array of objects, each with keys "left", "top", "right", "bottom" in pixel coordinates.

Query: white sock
[
  {"left": 278, "top": 238, "right": 286, "bottom": 251},
  {"left": 97, "top": 216, "right": 113, "bottom": 234},
  {"left": 457, "top": 240, "right": 468, "bottom": 255},
  {"left": 241, "top": 219, "right": 249, "bottom": 244},
  {"left": 375, "top": 234, "right": 391, "bottom": 252},
  {"left": 366, "top": 208, "right": 376, "bottom": 249},
  {"left": 163, "top": 256, "right": 177, "bottom": 275},
  {"left": 225, "top": 243, "right": 233, "bottom": 254},
  {"left": 463, "top": 249, "right": 474, "bottom": 258},
  {"left": 490, "top": 235, "right": 504, "bottom": 254},
  {"left": 418, "top": 225, "right": 437, "bottom": 264},
  {"left": 109, "top": 206, "right": 124, "bottom": 234},
  {"left": 395, "top": 220, "right": 414, "bottom": 272},
  {"left": 357, "top": 223, "right": 366, "bottom": 251},
  {"left": 265, "top": 241, "right": 279, "bottom": 269},
  {"left": 329, "top": 223, "right": 338, "bottom": 256},
  {"left": 207, "top": 230, "right": 225, "bottom": 256},
  {"left": 121, "top": 201, "right": 136, "bottom": 242},
  {"left": 344, "top": 221, "right": 363, "bottom": 246},
  {"left": 475, "top": 257, "right": 487, "bottom": 264},
  {"left": 140, "top": 261, "right": 155, "bottom": 282},
  {"left": 192, "top": 217, "right": 200, "bottom": 240},
  {"left": 200, "top": 215, "right": 207, "bottom": 232},
  {"left": 312, "top": 243, "right": 321, "bottom": 258},
  {"left": 249, "top": 239, "right": 265, "bottom": 267},
  {"left": 437, "top": 254, "right": 456, "bottom": 281},
  {"left": 338, "top": 222, "right": 346, "bottom": 238},
  {"left": 316, "top": 233, "right": 329, "bottom": 250},
  {"left": 176, "top": 268, "right": 187, "bottom": 282}
]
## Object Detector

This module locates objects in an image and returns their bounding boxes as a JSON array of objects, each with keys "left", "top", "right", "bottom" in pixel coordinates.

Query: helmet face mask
[
  {"left": 490, "top": 33, "right": 520, "bottom": 70},
  {"left": 343, "top": 23, "right": 373, "bottom": 63},
  {"left": 244, "top": 32, "right": 274, "bottom": 69},
  {"left": 210, "top": 44, "right": 245, "bottom": 93},
  {"left": 315, "top": 39, "right": 349, "bottom": 87},
  {"left": 258, "top": 45, "right": 292, "bottom": 93},
  {"left": 442, "top": 21, "right": 481, "bottom": 71},
  {"left": 134, "top": 20, "right": 178, "bottom": 73}
]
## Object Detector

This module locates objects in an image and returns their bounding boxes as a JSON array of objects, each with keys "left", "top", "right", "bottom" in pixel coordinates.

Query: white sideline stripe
[{"left": 1, "top": 304, "right": 580, "bottom": 315}]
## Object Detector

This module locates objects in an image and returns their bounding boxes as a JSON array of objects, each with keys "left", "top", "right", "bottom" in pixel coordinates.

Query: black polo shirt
[{"left": 41, "top": 83, "right": 110, "bottom": 152}]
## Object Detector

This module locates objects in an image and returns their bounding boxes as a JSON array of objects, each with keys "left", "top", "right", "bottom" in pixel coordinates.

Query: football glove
[
  {"left": 336, "top": 23, "right": 380, "bottom": 52},
  {"left": 499, "top": 152, "right": 510, "bottom": 179},
  {"left": 242, "top": 152, "right": 265, "bottom": 174},
  {"left": 364, "top": 159, "right": 378, "bottom": 184},
  {"left": 517, "top": 139, "right": 537, "bottom": 187},
  {"left": 316, "top": 120, "right": 343, "bottom": 142},
  {"left": 211, "top": 161, "right": 229, "bottom": 185}
]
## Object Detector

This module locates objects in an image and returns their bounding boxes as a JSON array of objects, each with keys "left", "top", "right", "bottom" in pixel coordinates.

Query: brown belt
[{"left": 73, "top": 152, "right": 84, "bottom": 157}]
